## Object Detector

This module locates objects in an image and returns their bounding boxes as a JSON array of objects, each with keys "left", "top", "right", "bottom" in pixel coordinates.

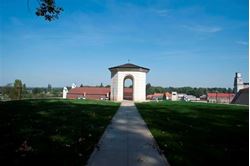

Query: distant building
[
  {"left": 123, "top": 88, "right": 133, "bottom": 100},
  {"left": 67, "top": 87, "right": 110, "bottom": 100},
  {"left": 200, "top": 95, "right": 207, "bottom": 101},
  {"left": 182, "top": 95, "right": 198, "bottom": 101},
  {"left": 164, "top": 92, "right": 172, "bottom": 100},
  {"left": 177, "top": 93, "right": 186, "bottom": 100},
  {"left": 231, "top": 72, "right": 249, "bottom": 105},
  {"left": 234, "top": 72, "right": 249, "bottom": 93},
  {"left": 207, "top": 93, "right": 235, "bottom": 104},
  {"left": 63, "top": 87, "right": 68, "bottom": 99},
  {"left": 71, "top": 83, "right": 77, "bottom": 89},
  {"left": 171, "top": 92, "right": 178, "bottom": 101},
  {"left": 231, "top": 88, "right": 249, "bottom": 105},
  {"left": 66, "top": 86, "right": 133, "bottom": 100},
  {"left": 146, "top": 93, "right": 164, "bottom": 100}
]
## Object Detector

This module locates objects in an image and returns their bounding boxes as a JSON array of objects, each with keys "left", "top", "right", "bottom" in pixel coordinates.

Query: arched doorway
[
  {"left": 123, "top": 75, "right": 133, "bottom": 100},
  {"left": 109, "top": 63, "right": 150, "bottom": 102}
]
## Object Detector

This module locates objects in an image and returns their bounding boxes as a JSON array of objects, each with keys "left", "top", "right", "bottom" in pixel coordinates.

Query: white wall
[
  {"left": 63, "top": 87, "right": 68, "bottom": 99},
  {"left": 111, "top": 71, "right": 147, "bottom": 102},
  {"left": 171, "top": 92, "right": 178, "bottom": 101}
]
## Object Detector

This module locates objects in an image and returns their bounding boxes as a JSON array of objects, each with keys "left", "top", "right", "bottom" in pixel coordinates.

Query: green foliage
[
  {"left": 1, "top": 83, "right": 14, "bottom": 100},
  {"left": 14, "top": 79, "right": 23, "bottom": 100},
  {"left": 1, "top": 81, "right": 64, "bottom": 100},
  {"left": 32, "top": 88, "right": 44, "bottom": 94},
  {"left": 35, "top": 0, "right": 63, "bottom": 21},
  {"left": 136, "top": 101, "right": 248, "bottom": 166},
  {"left": 0, "top": 99, "right": 119, "bottom": 166},
  {"left": 146, "top": 83, "right": 151, "bottom": 90},
  {"left": 22, "top": 83, "right": 28, "bottom": 95},
  {"left": 146, "top": 85, "right": 165, "bottom": 94},
  {"left": 146, "top": 83, "right": 234, "bottom": 97}
]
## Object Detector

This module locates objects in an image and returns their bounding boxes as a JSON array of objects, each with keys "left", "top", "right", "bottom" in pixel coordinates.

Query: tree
[
  {"left": 22, "top": 83, "right": 28, "bottom": 96},
  {"left": 100, "top": 83, "right": 104, "bottom": 87},
  {"left": 35, "top": 0, "right": 63, "bottom": 21},
  {"left": 23, "top": 84, "right": 26, "bottom": 91},
  {"left": 80, "top": 84, "right": 84, "bottom": 87},
  {"left": 14, "top": 80, "right": 23, "bottom": 100},
  {"left": 32, "top": 88, "right": 42, "bottom": 94},
  {"left": 146, "top": 83, "right": 152, "bottom": 94},
  {"left": 2, "top": 83, "right": 14, "bottom": 99}
]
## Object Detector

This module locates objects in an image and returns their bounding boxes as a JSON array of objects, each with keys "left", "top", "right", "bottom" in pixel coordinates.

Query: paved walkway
[{"left": 87, "top": 101, "right": 169, "bottom": 166}]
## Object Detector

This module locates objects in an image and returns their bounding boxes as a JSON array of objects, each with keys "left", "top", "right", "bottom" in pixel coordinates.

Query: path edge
[
  {"left": 86, "top": 102, "right": 122, "bottom": 166},
  {"left": 134, "top": 103, "right": 171, "bottom": 166}
]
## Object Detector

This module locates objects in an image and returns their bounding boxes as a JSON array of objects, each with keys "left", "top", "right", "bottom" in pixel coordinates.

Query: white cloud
[
  {"left": 182, "top": 25, "right": 222, "bottom": 33},
  {"left": 236, "top": 41, "right": 248, "bottom": 46},
  {"left": 151, "top": 9, "right": 171, "bottom": 16}
]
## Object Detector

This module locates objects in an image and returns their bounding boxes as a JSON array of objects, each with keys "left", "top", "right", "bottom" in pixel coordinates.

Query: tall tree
[
  {"left": 14, "top": 80, "right": 23, "bottom": 100},
  {"left": 146, "top": 83, "right": 152, "bottom": 94},
  {"left": 35, "top": 0, "right": 63, "bottom": 21},
  {"left": 22, "top": 83, "right": 27, "bottom": 96},
  {"left": 2, "top": 83, "right": 14, "bottom": 99}
]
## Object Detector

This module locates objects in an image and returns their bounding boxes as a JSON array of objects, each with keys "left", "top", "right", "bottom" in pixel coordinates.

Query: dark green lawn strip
[
  {"left": 136, "top": 101, "right": 248, "bottom": 166},
  {"left": 0, "top": 99, "right": 120, "bottom": 166}
]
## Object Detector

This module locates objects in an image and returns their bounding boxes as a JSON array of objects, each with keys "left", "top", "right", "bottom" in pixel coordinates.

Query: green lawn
[
  {"left": 0, "top": 99, "right": 120, "bottom": 166},
  {"left": 136, "top": 101, "right": 249, "bottom": 166}
]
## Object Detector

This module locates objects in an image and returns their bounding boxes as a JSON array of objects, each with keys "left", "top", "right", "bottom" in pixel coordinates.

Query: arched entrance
[
  {"left": 109, "top": 63, "right": 150, "bottom": 102},
  {"left": 123, "top": 75, "right": 133, "bottom": 100}
]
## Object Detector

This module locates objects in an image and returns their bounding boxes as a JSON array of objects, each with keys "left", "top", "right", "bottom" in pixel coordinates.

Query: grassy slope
[
  {"left": 0, "top": 99, "right": 120, "bottom": 166},
  {"left": 136, "top": 101, "right": 249, "bottom": 166}
]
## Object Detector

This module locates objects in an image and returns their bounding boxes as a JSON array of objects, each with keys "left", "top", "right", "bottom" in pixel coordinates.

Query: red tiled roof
[
  {"left": 207, "top": 93, "right": 235, "bottom": 98},
  {"left": 165, "top": 92, "right": 171, "bottom": 97},
  {"left": 152, "top": 93, "right": 164, "bottom": 97},
  {"left": 68, "top": 87, "right": 133, "bottom": 95},
  {"left": 146, "top": 93, "right": 164, "bottom": 99},
  {"left": 68, "top": 87, "right": 110, "bottom": 95}
]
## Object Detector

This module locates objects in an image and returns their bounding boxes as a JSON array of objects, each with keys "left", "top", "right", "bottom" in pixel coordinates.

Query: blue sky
[{"left": 0, "top": 0, "right": 249, "bottom": 87}]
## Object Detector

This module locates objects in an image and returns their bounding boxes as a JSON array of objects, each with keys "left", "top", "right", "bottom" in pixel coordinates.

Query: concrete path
[{"left": 87, "top": 101, "right": 169, "bottom": 166}]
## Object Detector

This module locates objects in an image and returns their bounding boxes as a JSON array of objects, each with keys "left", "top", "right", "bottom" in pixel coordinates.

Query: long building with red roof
[
  {"left": 207, "top": 93, "right": 235, "bottom": 104},
  {"left": 66, "top": 87, "right": 133, "bottom": 100}
]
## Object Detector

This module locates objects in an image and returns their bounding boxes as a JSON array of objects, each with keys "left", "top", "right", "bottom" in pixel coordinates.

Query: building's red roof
[
  {"left": 68, "top": 87, "right": 110, "bottom": 95},
  {"left": 165, "top": 92, "right": 171, "bottom": 97},
  {"left": 153, "top": 93, "right": 164, "bottom": 97},
  {"left": 146, "top": 93, "right": 164, "bottom": 99},
  {"left": 207, "top": 93, "right": 235, "bottom": 98},
  {"left": 68, "top": 87, "right": 133, "bottom": 95}
]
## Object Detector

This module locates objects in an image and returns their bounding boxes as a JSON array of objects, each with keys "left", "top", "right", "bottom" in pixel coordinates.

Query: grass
[
  {"left": 0, "top": 99, "right": 120, "bottom": 166},
  {"left": 136, "top": 101, "right": 249, "bottom": 166}
]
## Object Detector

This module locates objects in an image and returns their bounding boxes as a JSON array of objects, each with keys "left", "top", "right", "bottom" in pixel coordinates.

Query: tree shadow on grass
[
  {"left": 136, "top": 102, "right": 249, "bottom": 166},
  {"left": 0, "top": 99, "right": 120, "bottom": 166}
]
